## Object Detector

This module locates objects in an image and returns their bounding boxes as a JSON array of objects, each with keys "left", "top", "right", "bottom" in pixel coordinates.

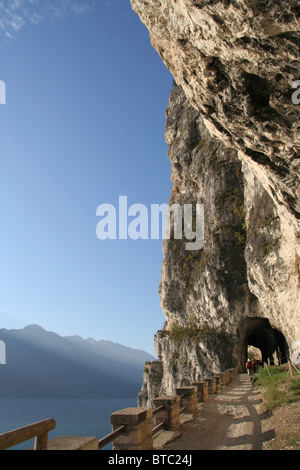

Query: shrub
[
  {"left": 253, "top": 365, "right": 300, "bottom": 410},
  {"left": 169, "top": 319, "right": 218, "bottom": 343}
]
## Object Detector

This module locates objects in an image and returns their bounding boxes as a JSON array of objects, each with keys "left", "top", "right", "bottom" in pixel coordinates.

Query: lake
[{"left": 0, "top": 397, "right": 138, "bottom": 450}]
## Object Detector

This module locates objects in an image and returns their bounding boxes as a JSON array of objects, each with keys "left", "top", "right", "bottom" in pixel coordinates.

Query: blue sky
[{"left": 0, "top": 0, "right": 173, "bottom": 356}]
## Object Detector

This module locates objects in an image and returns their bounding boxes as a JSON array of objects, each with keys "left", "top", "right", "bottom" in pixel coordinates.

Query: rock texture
[
  {"left": 132, "top": 0, "right": 300, "bottom": 218},
  {"left": 131, "top": 0, "right": 300, "bottom": 405}
]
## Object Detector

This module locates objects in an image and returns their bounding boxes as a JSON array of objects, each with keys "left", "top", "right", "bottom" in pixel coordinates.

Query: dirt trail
[{"left": 161, "top": 374, "right": 275, "bottom": 451}]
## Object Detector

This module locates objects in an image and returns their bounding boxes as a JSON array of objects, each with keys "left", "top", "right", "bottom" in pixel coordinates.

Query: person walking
[{"left": 246, "top": 358, "right": 253, "bottom": 379}]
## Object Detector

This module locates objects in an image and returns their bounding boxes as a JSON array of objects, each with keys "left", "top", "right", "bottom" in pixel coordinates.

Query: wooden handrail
[
  {"left": 152, "top": 404, "right": 165, "bottom": 436},
  {"left": 98, "top": 425, "right": 125, "bottom": 450},
  {"left": 152, "top": 397, "right": 187, "bottom": 437},
  {"left": 152, "top": 421, "right": 164, "bottom": 436},
  {"left": 0, "top": 367, "right": 239, "bottom": 451},
  {"left": 152, "top": 404, "right": 164, "bottom": 416},
  {"left": 98, "top": 367, "right": 238, "bottom": 448},
  {"left": 0, "top": 418, "right": 56, "bottom": 450}
]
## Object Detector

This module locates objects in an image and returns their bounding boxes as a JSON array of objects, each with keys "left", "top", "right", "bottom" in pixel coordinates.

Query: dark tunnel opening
[{"left": 239, "top": 318, "right": 289, "bottom": 370}]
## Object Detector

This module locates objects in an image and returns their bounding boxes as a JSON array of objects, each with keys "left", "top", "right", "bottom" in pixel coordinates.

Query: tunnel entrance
[{"left": 239, "top": 318, "right": 289, "bottom": 370}]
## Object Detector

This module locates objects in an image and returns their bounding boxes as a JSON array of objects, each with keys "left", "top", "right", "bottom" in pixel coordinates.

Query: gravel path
[{"left": 161, "top": 374, "right": 274, "bottom": 450}]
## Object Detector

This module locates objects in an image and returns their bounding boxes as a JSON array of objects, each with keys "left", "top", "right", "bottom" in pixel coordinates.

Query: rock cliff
[{"left": 131, "top": 0, "right": 300, "bottom": 405}]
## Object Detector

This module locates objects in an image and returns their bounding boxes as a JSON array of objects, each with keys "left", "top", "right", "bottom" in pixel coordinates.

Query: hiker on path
[{"left": 246, "top": 358, "right": 253, "bottom": 378}]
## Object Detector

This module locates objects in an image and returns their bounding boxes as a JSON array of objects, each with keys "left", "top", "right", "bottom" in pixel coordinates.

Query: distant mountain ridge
[{"left": 0, "top": 325, "right": 156, "bottom": 398}]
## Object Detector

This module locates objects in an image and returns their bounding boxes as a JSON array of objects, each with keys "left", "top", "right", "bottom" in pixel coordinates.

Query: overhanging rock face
[
  {"left": 131, "top": 0, "right": 300, "bottom": 222},
  {"left": 131, "top": 0, "right": 300, "bottom": 404}
]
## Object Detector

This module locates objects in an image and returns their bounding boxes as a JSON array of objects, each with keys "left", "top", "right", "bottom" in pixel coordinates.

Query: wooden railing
[
  {"left": 0, "top": 418, "right": 56, "bottom": 450},
  {"left": 98, "top": 425, "right": 125, "bottom": 450},
  {"left": 97, "top": 396, "right": 189, "bottom": 449},
  {"left": 151, "top": 404, "right": 165, "bottom": 436},
  {"left": 98, "top": 368, "right": 238, "bottom": 450},
  {"left": 98, "top": 403, "right": 174, "bottom": 449},
  {"left": 0, "top": 368, "right": 239, "bottom": 450}
]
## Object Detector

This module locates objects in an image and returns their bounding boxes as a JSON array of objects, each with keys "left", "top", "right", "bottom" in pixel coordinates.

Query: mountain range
[{"left": 0, "top": 325, "right": 156, "bottom": 398}]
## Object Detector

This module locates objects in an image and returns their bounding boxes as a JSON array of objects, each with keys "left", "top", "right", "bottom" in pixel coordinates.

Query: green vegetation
[
  {"left": 217, "top": 187, "right": 246, "bottom": 220},
  {"left": 188, "top": 138, "right": 206, "bottom": 152},
  {"left": 211, "top": 223, "right": 247, "bottom": 247},
  {"left": 168, "top": 235, "right": 207, "bottom": 296},
  {"left": 152, "top": 369, "right": 163, "bottom": 386},
  {"left": 253, "top": 365, "right": 300, "bottom": 410},
  {"left": 260, "top": 240, "right": 278, "bottom": 257},
  {"left": 286, "top": 435, "right": 300, "bottom": 447},
  {"left": 169, "top": 317, "right": 219, "bottom": 343},
  {"left": 214, "top": 186, "right": 247, "bottom": 247},
  {"left": 248, "top": 191, "right": 279, "bottom": 231},
  {"left": 144, "top": 360, "right": 161, "bottom": 374}
]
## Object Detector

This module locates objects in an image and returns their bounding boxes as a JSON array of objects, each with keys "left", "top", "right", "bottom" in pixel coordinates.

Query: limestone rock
[
  {"left": 131, "top": 0, "right": 300, "bottom": 405},
  {"left": 131, "top": 0, "right": 300, "bottom": 224}
]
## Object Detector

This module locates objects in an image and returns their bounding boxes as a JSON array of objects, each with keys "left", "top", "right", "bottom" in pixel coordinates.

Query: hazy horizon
[{"left": 0, "top": 322, "right": 158, "bottom": 355}]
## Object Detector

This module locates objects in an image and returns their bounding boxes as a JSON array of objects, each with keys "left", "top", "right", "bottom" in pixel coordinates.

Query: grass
[
  {"left": 253, "top": 365, "right": 300, "bottom": 410},
  {"left": 168, "top": 318, "right": 219, "bottom": 343},
  {"left": 286, "top": 435, "right": 300, "bottom": 447}
]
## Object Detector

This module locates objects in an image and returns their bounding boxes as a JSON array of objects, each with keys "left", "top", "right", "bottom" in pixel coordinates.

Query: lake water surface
[{"left": 0, "top": 397, "right": 138, "bottom": 450}]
